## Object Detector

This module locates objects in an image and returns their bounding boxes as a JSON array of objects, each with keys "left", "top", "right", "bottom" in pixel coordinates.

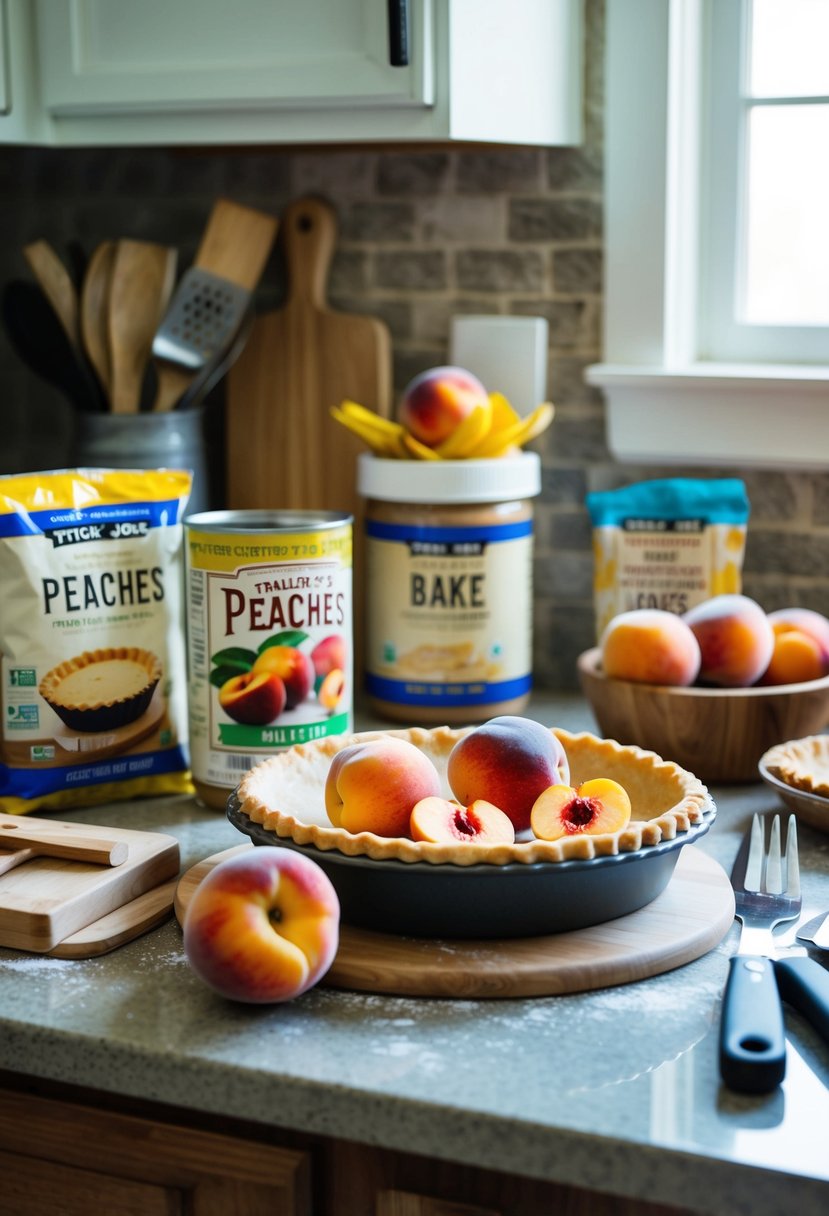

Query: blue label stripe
[
  {"left": 365, "top": 519, "right": 532, "bottom": 544},
  {"left": 366, "top": 673, "right": 531, "bottom": 708},
  {"left": 0, "top": 499, "right": 185, "bottom": 539},
  {"left": 0, "top": 745, "right": 189, "bottom": 801}
]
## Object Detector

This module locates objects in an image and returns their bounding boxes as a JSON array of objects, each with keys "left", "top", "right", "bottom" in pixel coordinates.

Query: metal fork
[{"left": 719, "top": 813, "right": 800, "bottom": 1093}]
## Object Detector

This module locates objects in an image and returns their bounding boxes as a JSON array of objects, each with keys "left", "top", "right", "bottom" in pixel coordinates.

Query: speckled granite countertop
[{"left": 1, "top": 694, "right": 828, "bottom": 1215}]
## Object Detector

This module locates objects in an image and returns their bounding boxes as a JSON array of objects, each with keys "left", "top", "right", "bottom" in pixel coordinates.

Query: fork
[{"left": 719, "top": 814, "right": 800, "bottom": 1093}]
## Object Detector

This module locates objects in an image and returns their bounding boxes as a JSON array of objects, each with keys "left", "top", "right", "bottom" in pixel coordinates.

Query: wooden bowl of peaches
[
  {"left": 228, "top": 716, "right": 715, "bottom": 938},
  {"left": 579, "top": 596, "right": 829, "bottom": 784}
]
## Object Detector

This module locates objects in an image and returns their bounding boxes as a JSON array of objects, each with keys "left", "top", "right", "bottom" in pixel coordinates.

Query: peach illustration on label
[
  {"left": 252, "top": 645, "right": 315, "bottom": 709},
  {"left": 218, "top": 671, "right": 286, "bottom": 725}
]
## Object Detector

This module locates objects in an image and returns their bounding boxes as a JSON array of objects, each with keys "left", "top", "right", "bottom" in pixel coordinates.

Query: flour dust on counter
[{"left": 0, "top": 468, "right": 194, "bottom": 814}]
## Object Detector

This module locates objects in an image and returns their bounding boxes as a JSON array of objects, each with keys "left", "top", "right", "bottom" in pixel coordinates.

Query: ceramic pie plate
[
  {"left": 227, "top": 726, "right": 716, "bottom": 938},
  {"left": 759, "top": 735, "right": 829, "bottom": 835}
]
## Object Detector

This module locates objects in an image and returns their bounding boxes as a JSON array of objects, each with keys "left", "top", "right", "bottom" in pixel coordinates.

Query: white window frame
[{"left": 586, "top": 0, "right": 829, "bottom": 470}]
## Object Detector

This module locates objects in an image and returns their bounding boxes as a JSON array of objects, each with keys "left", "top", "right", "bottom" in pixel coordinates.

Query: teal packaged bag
[{"left": 586, "top": 478, "right": 750, "bottom": 639}]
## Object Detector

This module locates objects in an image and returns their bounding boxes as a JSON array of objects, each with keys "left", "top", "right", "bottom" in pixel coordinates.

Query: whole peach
[
  {"left": 325, "top": 737, "right": 441, "bottom": 837},
  {"left": 183, "top": 847, "right": 340, "bottom": 1004},
  {"left": 767, "top": 608, "right": 829, "bottom": 670},
  {"left": 218, "top": 671, "right": 286, "bottom": 725},
  {"left": 252, "top": 645, "right": 314, "bottom": 709},
  {"left": 399, "top": 365, "right": 489, "bottom": 447},
  {"left": 758, "top": 628, "right": 825, "bottom": 686},
  {"left": 600, "top": 609, "right": 701, "bottom": 687},
  {"left": 683, "top": 594, "right": 774, "bottom": 687},
  {"left": 311, "top": 634, "right": 348, "bottom": 679},
  {"left": 447, "top": 716, "right": 570, "bottom": 833}
]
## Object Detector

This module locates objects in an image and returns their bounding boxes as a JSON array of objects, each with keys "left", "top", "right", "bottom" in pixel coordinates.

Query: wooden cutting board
[
  {"left": 0, "top": 816, "right": 180, "bottom": 953},
  {"left": 175, "top": 845, "right": 734, "bottom": 999},
  {"left": 225, "top": 195, "right": 392, "bottom": 519}
]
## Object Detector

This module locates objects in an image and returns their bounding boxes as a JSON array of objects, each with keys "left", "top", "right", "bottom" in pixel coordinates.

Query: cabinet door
[{"left": 35, "top": 0, "right": 433, "bottom": 115}]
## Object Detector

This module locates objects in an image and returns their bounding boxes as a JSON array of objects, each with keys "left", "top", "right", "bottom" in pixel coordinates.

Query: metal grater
[{"left": 152, "top": 267, "right": 251, "bottom": 371}]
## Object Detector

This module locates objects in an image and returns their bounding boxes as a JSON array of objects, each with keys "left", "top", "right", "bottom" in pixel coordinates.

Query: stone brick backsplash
[{"left": 1, "top": 0, "right": 827, "bottom": 694}]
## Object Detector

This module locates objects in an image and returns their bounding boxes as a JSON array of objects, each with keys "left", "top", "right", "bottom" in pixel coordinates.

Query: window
[
  {"left": 587, "top": 0, "right": 829, "bottom": 469},
  {"left": 703, "top": 0, "right": 829, "bottom": 361}
]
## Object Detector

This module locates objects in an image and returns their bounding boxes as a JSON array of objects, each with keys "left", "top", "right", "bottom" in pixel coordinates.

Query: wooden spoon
[
  {"left": 23, "top": 239, "right": 82, "bottom": 353},
  {"left": 108, "top": 240, "right": 178, "bottom": 413},
  {"left": 81, "top": 240, "right": 117, "bottom": 403},
  {"left": 0, "top": 820, "right": 128, "bottom": 876}
]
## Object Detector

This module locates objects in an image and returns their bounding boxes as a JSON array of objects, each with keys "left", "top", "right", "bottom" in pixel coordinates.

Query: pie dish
[
  {"left": 759, "top": 736, "right": 829, "bottom": 835},
  {"left": 229, "top": 727, "right": 716, "bottom": 937},
  {"left": 235, "top": 726, "right": 711, "bottom": 866},
  {"left": 39, "top": 647, "right": 162, "bottom": 733}
]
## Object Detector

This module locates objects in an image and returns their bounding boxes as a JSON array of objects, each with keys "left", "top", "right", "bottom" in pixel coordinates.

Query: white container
[{"left": 358, "top": 453, "right": 541, "bottom": 725}]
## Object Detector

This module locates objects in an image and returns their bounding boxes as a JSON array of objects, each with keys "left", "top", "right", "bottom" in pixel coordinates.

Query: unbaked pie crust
[
  {"left": 40, "top": 647, "right": 162, "bottom": 733},
  {"left": 235, "top": 726, "right": 712, "bottom": 866},
  {"left": 762, "top": 735, "right": 829, "bottom": 798}
]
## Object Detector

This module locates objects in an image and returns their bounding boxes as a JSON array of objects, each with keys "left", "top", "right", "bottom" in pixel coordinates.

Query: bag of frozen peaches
[{"left": 0, "top": 467, "right": 194, "bottom": 813}]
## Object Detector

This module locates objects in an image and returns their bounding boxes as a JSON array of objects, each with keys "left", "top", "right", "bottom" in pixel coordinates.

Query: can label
[
  {"left": 185, "top": 519, "right": 352, "bottom": 791},
  {"left": 364, "top": 517, "right": 533, "bottom": 708}
]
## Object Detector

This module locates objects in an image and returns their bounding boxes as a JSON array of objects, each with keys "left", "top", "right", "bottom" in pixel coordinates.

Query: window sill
[{"left": 585, "top": 363, "right": 829, "bottom": 470}]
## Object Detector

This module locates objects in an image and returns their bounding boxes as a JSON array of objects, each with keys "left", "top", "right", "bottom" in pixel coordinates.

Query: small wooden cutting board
[
  {"left": 175, "top": 845, "right": 734, "bottom": 999},
  {"left": 0, "top": 815, "right": 180, "bottom": 953}
]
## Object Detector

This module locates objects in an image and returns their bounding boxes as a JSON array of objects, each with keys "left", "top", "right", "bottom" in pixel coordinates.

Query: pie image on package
[{"left": 39, "top": 647, "right": 163, "bottom": 733}]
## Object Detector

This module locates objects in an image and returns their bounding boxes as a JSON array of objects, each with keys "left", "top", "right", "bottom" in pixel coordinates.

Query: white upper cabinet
[{"left": 1, "top": 0, "right": 582, "bottom": 147}]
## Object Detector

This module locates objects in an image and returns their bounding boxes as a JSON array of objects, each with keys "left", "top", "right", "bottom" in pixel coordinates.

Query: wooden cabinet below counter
[{"left": 0, "top": 1075, "right": 705, "bottom": 1216}]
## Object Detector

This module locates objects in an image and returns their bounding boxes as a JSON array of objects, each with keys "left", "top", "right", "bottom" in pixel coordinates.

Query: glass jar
[{"left": 358, "top": 451, "right": 541, "bottom": 724}]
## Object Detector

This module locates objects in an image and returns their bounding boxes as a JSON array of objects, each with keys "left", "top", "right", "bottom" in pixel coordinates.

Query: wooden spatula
[
  {"left": 151, "top": 197, "right": 278, "bottom": 411},
  {"left": 23, "top": 239, "right": 82, "bottom": 353},
  {"left": 80, "top": 240, "right": 117, "bottom": 403},
  {"left": 108, "top": 240, "right": 178, "bottom": 414}
]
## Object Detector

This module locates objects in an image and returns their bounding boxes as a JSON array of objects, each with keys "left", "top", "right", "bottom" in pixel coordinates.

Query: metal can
[{"left": 184, "top": 510, "right": 352, "bottom": 809}]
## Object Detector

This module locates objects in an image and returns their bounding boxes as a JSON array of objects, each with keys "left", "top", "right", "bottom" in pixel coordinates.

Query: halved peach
[
  {"left": 530, "top": 778, "right": 632, "bottom": 842},
  {"left": 410, "top": 796, "right": 515, "bottom": 845},
  {"left": 318, "top": 667, "right": 345, "bottom": 710}
]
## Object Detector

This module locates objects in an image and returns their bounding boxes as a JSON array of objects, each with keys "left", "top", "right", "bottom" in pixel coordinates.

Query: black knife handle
[
  {"left": 774, "top": 956, "right": 829, "bottom": 1044},
  {"left": 388, "top": 0, "right": 409, "bottom": 66},
  {"left": 719, "top": 955, "right": 786, "bottom": 1093}
]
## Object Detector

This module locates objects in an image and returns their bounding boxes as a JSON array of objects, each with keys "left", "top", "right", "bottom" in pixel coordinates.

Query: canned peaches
[{"left": 184, "top": 510, "right": 352, "bottom": 809}]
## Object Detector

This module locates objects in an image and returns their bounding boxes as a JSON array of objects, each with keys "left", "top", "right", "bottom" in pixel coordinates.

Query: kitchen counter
[{"left": 1, "top": 694, "right": 828, "bottom": 1215}]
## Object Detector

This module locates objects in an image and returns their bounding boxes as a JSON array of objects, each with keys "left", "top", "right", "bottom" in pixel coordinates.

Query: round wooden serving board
[{"left": 175, "top": 845, "right": 735, "bottom": 999}]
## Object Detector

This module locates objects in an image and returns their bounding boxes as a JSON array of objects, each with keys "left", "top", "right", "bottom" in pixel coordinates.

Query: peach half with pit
[
  {"left": 218, "top": 671, "right": 286, "bottom": 725},
  {"left": 600, "top": 609, "right": 701, "bottom": 687},
  {"left": 399, "top": 365, "right": 489, "bottom": 448},
  {"left": 252, "top": 644, "right": 315, "bottom": 709},
  {"left": 183, "top": 846, "right": 340, "bottom": 1004},
  {"left": 530, "top": 778, "right": 632, "bottom": 843},
  {"left": 447, "top": 715, "right": 570, "bottom": 833},
  {"left": 683, "top": 593, "right": 774, "bottom": 687},
  {"left": 324, "top": 737, "right": 442, "bottom": 838},
  {"left": 409, "top": 796, "right": 516, "bottom": 845}
]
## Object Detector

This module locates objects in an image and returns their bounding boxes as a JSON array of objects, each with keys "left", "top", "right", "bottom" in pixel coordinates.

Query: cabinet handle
[{"left": 387, "top": 0, "right": 409, "bottom": 67}]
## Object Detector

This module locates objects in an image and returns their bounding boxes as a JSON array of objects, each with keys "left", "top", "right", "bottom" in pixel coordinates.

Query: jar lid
[{"left": 357, "top": 451, "right": 541, "bottom": 504}]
